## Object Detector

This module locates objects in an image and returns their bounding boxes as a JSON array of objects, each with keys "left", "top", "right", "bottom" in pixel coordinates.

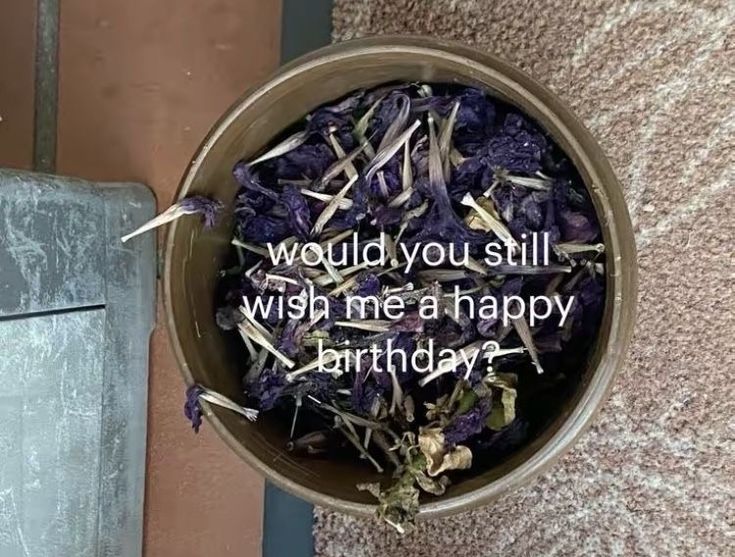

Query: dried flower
[
  {"left": 184, "top": 384, "right": 205, "bottom": 433},
  {"left": 121, "top": 195, "right": 223, "bottom": 242},
  {"left": 443, "top": 397, "right": 492, "bottom": 446},
  {"left": 184, "top": 384, "right": 259, "bottom": 433},
  {"left": 418, "top": 427, "right": 473, "bottom": 477}
]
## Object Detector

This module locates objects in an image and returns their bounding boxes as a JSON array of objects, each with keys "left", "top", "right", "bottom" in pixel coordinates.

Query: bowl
[{"left": 163, "top": 36, "right": 637, "bottom": 518}]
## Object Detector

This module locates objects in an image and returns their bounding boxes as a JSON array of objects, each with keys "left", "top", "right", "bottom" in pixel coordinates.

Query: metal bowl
[{"left": 163, "top": 36, "right": 637, "bottom": 518}]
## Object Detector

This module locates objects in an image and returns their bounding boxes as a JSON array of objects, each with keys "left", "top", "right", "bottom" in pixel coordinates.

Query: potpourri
[{"left": 169, "top": 83, "right": 606, "bottom": 532}]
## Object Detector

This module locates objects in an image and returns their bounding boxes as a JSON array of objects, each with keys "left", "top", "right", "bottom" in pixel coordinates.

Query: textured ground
[{"left": 314, "top": 1, "right": 735, "bottom": 555}]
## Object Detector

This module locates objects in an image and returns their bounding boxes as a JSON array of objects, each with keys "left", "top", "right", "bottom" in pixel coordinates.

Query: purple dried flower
[
  {"left": 560, "top": 296, "right": 584, "bottom": 340},
  {"left": 306, "top": 93, "right": 361, "bottom": 142},
  {"left": 368, "top": 163, "right": 401, "bottom": 200},
  {"left": 214, "top": 81, "right": 607, "bottom": 531},
  {"left": 508, "top": 215, "right": 532, "bottom": 242},
  {"left": 413, "top": 88, "right": 494, "bottom": 143},
  {"left": 454, "top": 88, "right": 495, "bottom": 137},
  {"left": 385, "top": 334, "right": 417, "bottom": 384},
  {"left": 559, "top": 210, "right": 599, "bottom": 242},
  {"left": 370, "top": 93, "right": 401, "bottom": 136},
  {"left": 483, "top": 136, "right": 542, "bottom": 175},
  {"left": 215, "top": 305, "right": 244, "bottom": 331},
  {"left": 372, "top": 204, "right": 404, "bottom": 227},
  {"left": 326, "top": 180, "right": 369, "bottom": 230},
  {"left": 490, "top": 183, "right": 516, "bottom": 222},
  {"left": 474, "top": 113, "right": 548, "bottom": 175},
  {"left": 250, "top": 368, "right": 287, "bottom": 411},
  {"left": 233, "top": 162, "right": 278, "bottom": 202},
  {"left": 542, "top": 195, "right": 562, "bottom": 245},
  {"left": 433, "top": 319, "right": 463, "bottom": 349},
  {"left": 578, "top": 275, "right": 604, "bottom": 307},
  {"left": 575, "top": 276, "right": 605, "bottom": 335},
  {"left": 477, "top": 315, "right": 499, "bottom": 338},
  {"left": 351, "top": 364, "right": 381, "bottom": 416},
  {"left": 306, "top": 109, "right": 351, "bottom": 136},
  {"left": 408, "top": 116, "right": 486, "bottom": 248},
  {"left": 184, "top": 384, "right": 205, "bottom": 433},
  {"left": 355, "top": 273, "right": 381, "bottom": 297},
  {"left": 302, "top": 370, "right": 340, "bottom": 401},
  {"left": 372, "top": 92, "right": 412, "bottom": 150},
  {"left": 502, "top": 113, "right": 526, "bottom": 135},
  {"left": 519, "top": 194, "right": 544, "bottom": 230},
  {"left": 280, "top": 185, "right": 313, "bottom": 240},
  {"left": 277, "top": 319, "right": 308, "bottom": 358},
  {"left": 274, "top": 143, "right": 335, "bottom": 180},
  {"left": 501, "top": 277, "right": 524, "bottom": 298},
  {"left": 450, "top": 156, "right": 494, "bottom": 199},
  {"left": 121, "top": 195, "right": 223, "bottom": 243},
  {"left": 444, "top": 398, "right": 492, "bottom": 447},
  {"left": 179, "top": 196, "right": 224, "bottom": 228},
  {"left": 391, "top": 311, "right": 424, "bottom": 333},
  {"left": 237, "top": 207, "right": 290, "bottom": 243}
]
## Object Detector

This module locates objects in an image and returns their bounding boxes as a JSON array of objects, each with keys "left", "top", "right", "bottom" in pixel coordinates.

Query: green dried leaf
[
  {"left": 237, "top": 316, "right": 295, "bottom": 369},
  {"left": 455, "top": 389, "right": 479, "bottom": 415},
  {"left": 403, "top": 395, "right": 415, "bottom": 423},
  {"left": 358, "top": 471, "right": 419, "bottom": 534},
  {"left": 554, "top": 242, "right": 606, "bottom": 262},
  {"left": 353, "top": 96, "right": 383, "bottom": 158},
  {"left": 334, "top": 319, "right": 392, "bottom": 333},
  {"left": 356, "top": 481, "right": 382, "bottom": 499},
  {"left": 231, "top": 238, "right": 269, "bottom": 257},
  {"left": 487, "top": 384, "right": 517, "bottom": 431},
  {"left": 414, "top": 471, "right": 450, "bottom": 496}
]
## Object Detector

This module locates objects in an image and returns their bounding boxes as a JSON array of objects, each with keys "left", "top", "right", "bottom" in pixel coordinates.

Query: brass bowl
[{"left": 163, "top": 36, "right": 637, "bottom": 518}]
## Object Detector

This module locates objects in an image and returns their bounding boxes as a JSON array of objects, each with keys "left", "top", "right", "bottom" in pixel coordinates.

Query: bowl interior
[{"left": 164, "top": 39, "right": 633, "bottom": 517}]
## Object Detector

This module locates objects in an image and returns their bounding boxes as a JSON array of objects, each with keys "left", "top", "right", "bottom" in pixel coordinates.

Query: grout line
[
  {"left": 281, "top": 0, "right": 333, "bottom": 63},
  {"left": 263, "top": 483, "right": 316, "bottom": 557},
  {"left": 0, "top": 303, "right": 106, "bottom": 323},
  {"left": 32, "top": 0, "right": 59, "bottom": 173}
]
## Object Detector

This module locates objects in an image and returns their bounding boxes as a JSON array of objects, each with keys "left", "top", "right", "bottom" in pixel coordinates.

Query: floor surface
[
  {"left": 0, "top": 2, "right": 283, "bottom": 556},
  {"left": 317, "top": 1, "right": 735, "bottom": 555}
]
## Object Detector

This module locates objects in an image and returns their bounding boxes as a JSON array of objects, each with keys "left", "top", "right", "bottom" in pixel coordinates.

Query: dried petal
[
  {"left": 418, "top": 427, "right": 473, "bottom": 477},
  {"left": 184, "top": 384, "right": 205, "bottom": 433},
  {"left": 121, "top": 195, "right": 223, "bottom": 242}
]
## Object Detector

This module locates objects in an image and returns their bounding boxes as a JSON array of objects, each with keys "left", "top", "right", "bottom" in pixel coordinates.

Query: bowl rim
[{"left": 163, "top": 35, "right": 638, "bottom": 519}]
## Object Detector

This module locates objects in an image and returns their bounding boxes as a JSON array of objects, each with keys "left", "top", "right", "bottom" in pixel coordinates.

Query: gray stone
[
  {"left": 0, "top": 169, "right": 155, "bottom": 557},
  {"left": 0, "top": 172, "right": 107, "bottom": 317},
  {"left": 0, "top": 309, "right": 105, "bottom": 557}
]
